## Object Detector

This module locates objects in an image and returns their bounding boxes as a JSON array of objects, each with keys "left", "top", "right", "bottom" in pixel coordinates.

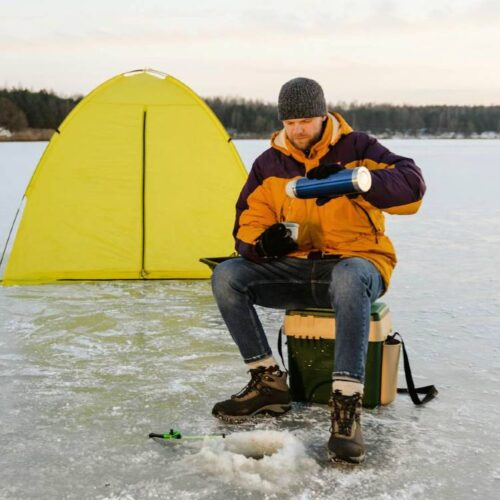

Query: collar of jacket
[{"left": 270, "top": 112, "right": 353, "bottom": 169}]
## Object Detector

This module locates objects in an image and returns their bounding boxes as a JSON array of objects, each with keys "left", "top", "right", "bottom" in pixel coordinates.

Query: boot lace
[
  {"left": 329, "top": 391, "right": 362, "bottom": 436},
  {"left": 231, "top": 366, "right": 280, "bottom": 399}
]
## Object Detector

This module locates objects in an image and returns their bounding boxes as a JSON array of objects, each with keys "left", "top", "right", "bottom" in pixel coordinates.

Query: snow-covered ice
[{"left": 0, "top": 140, "right": 499, "bottom": 499}]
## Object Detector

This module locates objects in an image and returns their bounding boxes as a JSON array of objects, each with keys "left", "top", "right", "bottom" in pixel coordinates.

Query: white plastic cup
[{"left": 283, "top": 222, "right": 299, "bottom": 242}]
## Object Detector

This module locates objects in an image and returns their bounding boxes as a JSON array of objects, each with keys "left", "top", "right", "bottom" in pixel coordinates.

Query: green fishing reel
[
  {"left": 149, "top": 429, "right": 182, "bottom": 440},
  {"left": 149, "top": 429, "right": 226, "bottom": 440}
]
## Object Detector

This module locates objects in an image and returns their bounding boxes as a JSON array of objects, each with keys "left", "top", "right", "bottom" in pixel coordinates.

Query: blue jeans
[{"left": 211, "top": 256, "right": 385, "bottom": 383}]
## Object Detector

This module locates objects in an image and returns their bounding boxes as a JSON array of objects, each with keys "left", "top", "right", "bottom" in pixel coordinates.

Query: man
[{"left": 210, "top": 77, "right": 426, "bottom": 464}]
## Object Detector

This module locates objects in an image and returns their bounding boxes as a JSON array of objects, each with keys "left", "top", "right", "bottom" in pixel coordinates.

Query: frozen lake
[{"left": 0, "top": 139, "right": 499, "bottom": 499}]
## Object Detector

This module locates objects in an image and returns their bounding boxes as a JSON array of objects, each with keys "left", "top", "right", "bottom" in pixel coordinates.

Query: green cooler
[{"left": 284, "top": 302, "right": 401, "bottom": 408}]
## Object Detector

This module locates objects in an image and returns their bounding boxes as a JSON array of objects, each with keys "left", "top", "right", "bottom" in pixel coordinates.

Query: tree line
[
  {"left": 1, "top": 87, "right": 499, "bottom": 138},
  {"left": 0, "top": 88, "right": 79, "bottom": 132},
  {"left": 206, "top": 97, "right": 500, "bottom": 137}
]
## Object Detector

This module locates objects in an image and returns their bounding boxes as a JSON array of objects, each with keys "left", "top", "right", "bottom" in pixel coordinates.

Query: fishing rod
[
  {"left": 149, "top": 428, "right": 277, "bottom": 460},
  {"left": 148, "top": 429, "right": 226, "bottom": 441}
]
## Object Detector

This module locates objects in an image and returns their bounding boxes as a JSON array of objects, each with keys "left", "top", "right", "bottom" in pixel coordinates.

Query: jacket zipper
[{"left": 351, "top": 200, "right": 380, "bottom": 244}]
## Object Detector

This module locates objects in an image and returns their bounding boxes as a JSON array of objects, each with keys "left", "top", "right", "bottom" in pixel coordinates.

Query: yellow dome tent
[{"left": 1, "top": 69, "right": 247, "bottom": 285}]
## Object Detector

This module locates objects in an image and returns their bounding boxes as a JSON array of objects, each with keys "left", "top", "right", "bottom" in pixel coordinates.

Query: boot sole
[
  {"left": 328, "top": 450, "right": 366, "bottom": 465},
  {"left": 213, "top": 404, "right": 291, "bottom": 423}
]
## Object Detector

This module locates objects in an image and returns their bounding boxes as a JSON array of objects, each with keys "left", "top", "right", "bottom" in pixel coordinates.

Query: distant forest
[
  {"left": 1, "top": 87, "right": 499, "bottom": 139},
  {"left": 205, "top": 97, "right": 500, "bottom": 138}
]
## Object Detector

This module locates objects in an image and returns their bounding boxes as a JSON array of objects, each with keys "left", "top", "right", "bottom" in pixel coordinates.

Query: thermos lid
[
  {"left": 352, "top": 166, "right": 372, "bottom": 193},
  {"left": 285, "top": 178, "right": 298, "bottom": 198}
]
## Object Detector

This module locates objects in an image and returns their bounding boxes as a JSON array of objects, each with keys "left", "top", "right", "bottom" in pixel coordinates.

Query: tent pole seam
[
  {"left": 141, "top": 108, "right": 147, "bottom": 279},
  {"left": 0, "top": 196, "right": 25, "bottom": 274}
]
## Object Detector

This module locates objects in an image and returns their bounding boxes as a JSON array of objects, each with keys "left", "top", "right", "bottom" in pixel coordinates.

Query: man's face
[{"left": 283, "top": 116, "right": 327, "bottom": 151}]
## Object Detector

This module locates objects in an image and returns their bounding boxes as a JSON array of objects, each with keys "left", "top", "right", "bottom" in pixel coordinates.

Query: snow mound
[{"left": 182, "top": 430, "right": 318, "bottom": 493}]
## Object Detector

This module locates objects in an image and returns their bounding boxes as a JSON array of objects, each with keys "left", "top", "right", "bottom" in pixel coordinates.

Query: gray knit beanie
[{"left": 278, "top": 77, "right": 327, "bottom": 120}]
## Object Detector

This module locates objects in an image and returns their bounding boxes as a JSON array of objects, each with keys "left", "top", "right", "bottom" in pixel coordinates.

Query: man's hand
[
  {"left": 255, "top": 223, "right": 298, "bottom": 258},
  {"left": 306, "top": 163, "right": 355, "bottom": 206},
  {"left": 306, "top": 163, "right": 345, "bottom": 180}
]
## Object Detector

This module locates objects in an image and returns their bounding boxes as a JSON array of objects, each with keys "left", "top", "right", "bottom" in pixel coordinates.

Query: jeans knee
[
  {"left": 211, "top": 258, "right": 246, "bottom": 299},
  {"left": 329, "top": 259, "right": 371, "bottom": 302}
]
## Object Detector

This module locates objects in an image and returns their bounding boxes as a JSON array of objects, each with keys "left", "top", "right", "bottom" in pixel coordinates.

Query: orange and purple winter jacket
[{"left": 233, "top": 112, "right": 426, "bottom": 289}]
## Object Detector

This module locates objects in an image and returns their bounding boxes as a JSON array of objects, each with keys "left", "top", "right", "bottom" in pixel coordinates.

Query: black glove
[
  {"left": 255, "top": 223, "right": 298, "bottom": 258},
  {"left": 306, "top": 163, "right": 345, "bottom": 180},
  {"left": 306, "top": 163, "right": 356, "bottom": 206}
]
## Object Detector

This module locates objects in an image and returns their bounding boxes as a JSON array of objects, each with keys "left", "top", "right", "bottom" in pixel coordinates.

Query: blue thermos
[{"left": 285, "top": 166, "right": 372, "bottom": 199}]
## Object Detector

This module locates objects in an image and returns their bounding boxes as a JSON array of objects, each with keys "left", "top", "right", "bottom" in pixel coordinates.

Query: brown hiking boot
[
  {"left": 212, "top": 365, "right": 291, "bottom": 422},
  {"left": 328, "top": 390, "right": 365, "bottom": 464}
]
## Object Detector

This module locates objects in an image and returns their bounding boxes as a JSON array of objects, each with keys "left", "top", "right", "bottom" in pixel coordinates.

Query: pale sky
[{"left": 1, "top": 0, "right": 499, "bottom": 105}]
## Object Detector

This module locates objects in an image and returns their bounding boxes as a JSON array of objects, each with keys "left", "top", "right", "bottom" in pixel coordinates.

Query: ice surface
[{"left": 0, "top": 140, "right": 499, "bottom": 499}]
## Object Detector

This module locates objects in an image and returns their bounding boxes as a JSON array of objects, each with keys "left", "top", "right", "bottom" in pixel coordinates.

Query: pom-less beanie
[{"left": 278, "top": 77, "right": 327, "bottom": 120}]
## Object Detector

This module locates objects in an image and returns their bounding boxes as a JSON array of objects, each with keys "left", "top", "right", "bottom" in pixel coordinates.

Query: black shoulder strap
[{"left": 392, "top": 332, "right": 438, "bottom": 405}]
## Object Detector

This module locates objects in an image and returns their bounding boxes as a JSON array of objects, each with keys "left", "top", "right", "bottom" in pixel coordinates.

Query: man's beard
[{"left": 288, "top": 124, "right": 325, "bottom": 152}]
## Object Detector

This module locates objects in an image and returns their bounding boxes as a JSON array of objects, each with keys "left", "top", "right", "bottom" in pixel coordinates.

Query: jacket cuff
[{"left": 236, "top": 239, "right": 267, "bottom": 263}]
